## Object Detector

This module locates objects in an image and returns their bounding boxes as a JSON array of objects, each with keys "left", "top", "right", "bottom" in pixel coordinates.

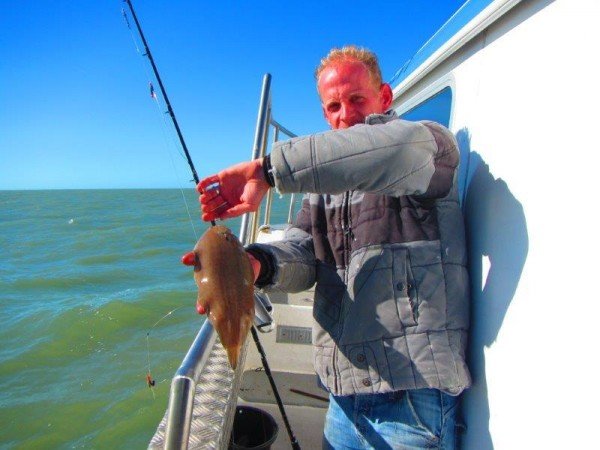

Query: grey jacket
[{"left": 248, "top": 112, "right": 471, "bottom": 396}]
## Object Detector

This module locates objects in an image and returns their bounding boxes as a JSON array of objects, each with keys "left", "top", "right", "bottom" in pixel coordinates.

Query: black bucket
[{"left": 229, "top": 406, "right": 279, "bottom": 450}]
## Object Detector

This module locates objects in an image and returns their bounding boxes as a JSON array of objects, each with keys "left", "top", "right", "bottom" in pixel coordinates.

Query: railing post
[
  {"left": 240, "top": 73, "right": 271, "bottom": 246},
  {"left": 287, "top": 194, "right": 296, "bottom": 224}
]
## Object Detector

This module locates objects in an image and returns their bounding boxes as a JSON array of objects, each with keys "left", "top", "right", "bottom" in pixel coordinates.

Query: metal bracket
[{"left": 253, "top": 290, "right": 274, "bottom": 332}]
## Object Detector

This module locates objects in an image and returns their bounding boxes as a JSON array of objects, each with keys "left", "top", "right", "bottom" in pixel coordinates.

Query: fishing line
[
  {"left": 145, "top": 305, "right": 187, "bottom": 398},
  {"left": 150, "top": 93, "right": 199, "bottom": 240},
  {"left": 122, "top": 0, "right": 215, "bottom": 227},
  {"left": 122, "top": 8, "right": 199, "bottom": 240}
]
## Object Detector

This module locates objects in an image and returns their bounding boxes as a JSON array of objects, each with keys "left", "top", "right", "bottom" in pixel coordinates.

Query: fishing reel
[{"left": 253, "top": 290, "right": 274, "bottom": 333}]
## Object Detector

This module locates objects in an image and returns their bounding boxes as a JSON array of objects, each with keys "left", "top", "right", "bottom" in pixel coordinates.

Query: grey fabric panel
[
  {"left": 449, "top": 330, "right": 471, "bottom": 393},
  {"left": 417, "top": 121, "right": 460, "bottom": 199},
  {"left": 314, "top": 331, "right": 472, "bottom": 396},
  {"left": 406, "top": 333, "right": 439, "bottom": 387},
  {"left": 428, "top": 330, "right": 471, "bottom": 395},
  {"left": 428, "top": 331, "right": 457, "bottom": 388},
  {"left": 407, "top": 242, "right": 447, "bottom": 332},
  {"left": 443, "top": 264, "right": 470, "bottom": 330},
  {"left": 341, "top": 245, "right": 399, "bottom": 345},
  {"left": 436, "top": 197, "right": 468, "bottom": 266},
  {"left": 346, "top": 344, "right": 376, "bottom": 394},
  {"left": 348, "top": 341, "right": 396, "bottom": 394},
  {"left": 387, "top": 331, "right": 469, "bottom": 395},
  {"left": 436, "top": 171, "right": 470, "bottom": 331},
  {"left": 313, "top": 331, "right": 471, "bottom": 396},
  {"left": 271, "top": 119, "right": 438, "bottom": 197},
  {"left": 313, "top": 345, "right": 337, "bottom": 393},
  {"left": 246, "top": 226, "right": 316, "bottom": 293},
  {"left": 384, "top": 335, "right": 417, "bottom": 391},
  {"left": 336, "top": 242, "right": 459, "bottom": 345},
  {"left": 364, "top": 342, "right": 391, "bottom": 393},
  {"left": 312, "top": 262, "right": 344, "bottom": 344}
]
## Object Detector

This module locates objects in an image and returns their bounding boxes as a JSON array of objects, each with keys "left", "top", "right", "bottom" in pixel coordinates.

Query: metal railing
[
  {"left": 264, "top": 119, "right": 298, "bottom": 227},
  {"left": 269, "top": 119, "right": 299, "bottom": 226},
  {"left": 163, "top": 322, "right": 218, "bottom": 449},
  {"left": 155, "top": 73, "right": 297, "bottom": 450}
]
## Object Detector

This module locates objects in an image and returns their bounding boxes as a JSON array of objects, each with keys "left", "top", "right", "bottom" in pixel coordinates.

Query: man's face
[{"left": 317, "top": 61, "right": 392, "bottom": 130}]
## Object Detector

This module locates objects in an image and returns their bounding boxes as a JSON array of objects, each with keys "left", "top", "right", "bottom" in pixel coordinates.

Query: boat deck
[{"left": 239, "top": 287, "right": 329, "bottom": 449}]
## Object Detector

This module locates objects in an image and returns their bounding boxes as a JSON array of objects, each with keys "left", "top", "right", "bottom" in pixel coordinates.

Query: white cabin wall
[
  {"left": 396, "top": 0, "right": 600, "bottom": 448},
  {"left": 448, "top": 0, "right": 600, "bottom": 448}
]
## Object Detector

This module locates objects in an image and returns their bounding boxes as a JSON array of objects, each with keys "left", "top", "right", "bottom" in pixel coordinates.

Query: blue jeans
[{"left": 323, "top": 389, "right": 461, "bottom": 449}]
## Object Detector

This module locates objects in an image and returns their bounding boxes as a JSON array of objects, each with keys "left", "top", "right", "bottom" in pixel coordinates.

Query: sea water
[{"left": 0, "top": 189, "right": 294, "bottom": 449}]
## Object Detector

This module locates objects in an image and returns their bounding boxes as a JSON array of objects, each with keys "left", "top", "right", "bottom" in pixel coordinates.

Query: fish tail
[{"left": 226, "top": 344, "right": 242, "bottom": 369}]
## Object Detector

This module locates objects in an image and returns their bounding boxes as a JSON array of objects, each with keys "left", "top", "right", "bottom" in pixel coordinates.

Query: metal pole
[
  {"left": 250, "top": 102, "right": 271, "bottom": 242},
  {"left": 239, "top": 73, "right": 271, "bottom": 246},
  {"left": 270, "top": 118, "right": 297, "bottom": 139},
  {"left": 287, "top": 194, "right": 296, "bottom": 224},
  {"left": 267, "top": 118, "right": 297, "bottom": 224}
]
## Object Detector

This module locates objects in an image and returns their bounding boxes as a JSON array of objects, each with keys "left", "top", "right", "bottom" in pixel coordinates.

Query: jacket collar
[{"left": 364, "top": 110, "right": 398, "bottom": 125}]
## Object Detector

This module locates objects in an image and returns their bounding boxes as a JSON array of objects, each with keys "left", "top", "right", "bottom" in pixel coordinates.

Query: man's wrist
[
  {"left": 245, "top": 247, "right": 274, "bottom": 287},
  {"left": 261, "top": 154, "right": 275, "bottom": 187}
]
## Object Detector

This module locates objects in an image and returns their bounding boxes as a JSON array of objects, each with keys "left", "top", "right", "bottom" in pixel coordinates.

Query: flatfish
[{"left": 182, "top": 225, "right": 254, "bottom": 369}]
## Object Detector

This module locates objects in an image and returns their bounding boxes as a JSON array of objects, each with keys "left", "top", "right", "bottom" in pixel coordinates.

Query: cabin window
[{"left": 398, "top": 86, "right": 452, "bottom": 128}]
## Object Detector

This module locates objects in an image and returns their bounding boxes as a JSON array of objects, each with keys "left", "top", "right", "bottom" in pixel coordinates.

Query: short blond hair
[{"left": 315, "top": 45, "right": 383, "bottom": 88}]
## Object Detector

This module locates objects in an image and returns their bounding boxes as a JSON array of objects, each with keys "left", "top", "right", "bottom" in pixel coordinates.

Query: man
[{"left": 199, "top": 46, "right": 470, "bottom": 449}]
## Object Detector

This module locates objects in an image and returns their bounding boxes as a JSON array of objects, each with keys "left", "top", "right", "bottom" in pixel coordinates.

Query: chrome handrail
[
  {"left": 243, "top": 73, "right": 272, "bottom": 246},
  {"left": 270, "top": 118, "right": 297, "bottom": 140},
  {"left": 269, "top": 119, "right": 297, "bottom": 225},
  {"left": 263, "top": 119, "right": 298, "bottom": 226},
  {"left": 163, "top": 321, "right": 217, "bottom": 449},
  {"left": 287, "top": 194, "right": 297, "bottom": 225}
]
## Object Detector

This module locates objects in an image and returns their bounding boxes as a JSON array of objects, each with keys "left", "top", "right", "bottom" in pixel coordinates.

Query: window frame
[{"left": 393, "top": 75, "right": 456, "bottom": 130}]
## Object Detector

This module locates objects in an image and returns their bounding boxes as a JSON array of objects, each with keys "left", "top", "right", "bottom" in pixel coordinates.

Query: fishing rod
[
  {"left": 122, "top": 2, "right": 301, "bottom": 448},
  {"left": 251, "top": 326, "right": 301, "bottom": 450},
  {"left": 122, "top": 0, "right": 216, "bottom": 227}
]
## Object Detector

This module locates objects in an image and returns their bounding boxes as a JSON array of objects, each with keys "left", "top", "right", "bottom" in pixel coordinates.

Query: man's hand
[
  {"left": 246, "top": 252, "right": 261, "bottom": 283},
  {"left": 198, "top": 158, "right": 270, "bottom": 222},
  {"left": 189, "top": 253, "right": 260, "bottom": 316}
]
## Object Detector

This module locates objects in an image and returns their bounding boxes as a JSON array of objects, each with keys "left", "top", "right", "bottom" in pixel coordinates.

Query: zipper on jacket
[
  {"left": 332, "top": 346, "right": 339, "bottom": 393},
  {"left": 342, "top": 191, "right": 353, "bottom": 269},
  {"left": 406, "top": 256, "right": 418, "bottom": 323},
  {"left": 333, "top": 191, "right": 352, "bottom": 394}
]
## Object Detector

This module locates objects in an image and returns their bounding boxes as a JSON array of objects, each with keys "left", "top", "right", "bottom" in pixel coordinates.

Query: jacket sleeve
[
  {"left": 269, "top": 119, "right": 459, "bottom": 199},
  {"left": 245, "top": 195, "right": 316, "bottom": 293}
]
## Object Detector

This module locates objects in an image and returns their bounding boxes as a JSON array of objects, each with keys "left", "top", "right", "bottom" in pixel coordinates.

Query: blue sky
[{"left": 0, "top": 1, "right": 466, "bottom": 190}]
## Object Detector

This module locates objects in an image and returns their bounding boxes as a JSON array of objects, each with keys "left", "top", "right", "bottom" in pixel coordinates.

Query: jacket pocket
[
  {"left": 393, "top": 246, "right": 418, "bottom": 328},
  {"left": 407, "top": 241, "right": 446, "bottom": 330},
  {"left": 340, "top": 245, "right": 416, "bottom": 345},
  {"left": 313, "top": 262, "right": 344, "bottom": 336}
]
